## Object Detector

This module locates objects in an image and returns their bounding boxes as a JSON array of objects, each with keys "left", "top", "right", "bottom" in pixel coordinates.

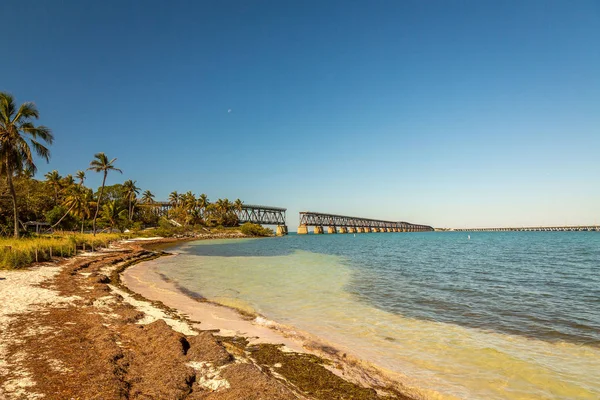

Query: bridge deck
[
  {"left": 299, "top": 211, "right": 433, "bottom": 232},
  {"left": 454, "top": 226, "right": 600, "bottom": 232},
  {"left": 141, "top": 202, "right": 287, "bottom": 226}
]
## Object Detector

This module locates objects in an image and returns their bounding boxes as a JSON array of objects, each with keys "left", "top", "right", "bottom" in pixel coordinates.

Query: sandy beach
[{"left": 0, "top": 237, "right": 415, "bottom": 400}]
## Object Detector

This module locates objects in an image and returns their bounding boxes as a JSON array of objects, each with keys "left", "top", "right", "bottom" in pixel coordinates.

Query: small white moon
[{"left": 227, "top": 109, "right": 232, "bottom": 113}]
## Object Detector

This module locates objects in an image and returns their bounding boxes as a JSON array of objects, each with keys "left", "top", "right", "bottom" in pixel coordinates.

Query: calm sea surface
[{"left": 154, "top": 232, "right": 600, "bottom": 399}]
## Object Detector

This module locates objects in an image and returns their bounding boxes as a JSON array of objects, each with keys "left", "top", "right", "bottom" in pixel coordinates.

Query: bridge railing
[
  {"left": 298, "top": 211, "right": 433, "bottom": 233},
  {"left": 137, "top": 202, "right": 287, "bottom": 227},
  {"left": 454, "top": 226, "right": 600, "bottom": 232}
]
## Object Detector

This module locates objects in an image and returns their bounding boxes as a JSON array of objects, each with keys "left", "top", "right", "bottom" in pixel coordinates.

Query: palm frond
[
  {"left": 12, "top": 102, "right": 40, "bottom": 124},
  {"left": 0, "top": 92, "right": 16, "bottom": 123},
  {"left": 29, "top": 139, "right": 51, "bottom": 162}
]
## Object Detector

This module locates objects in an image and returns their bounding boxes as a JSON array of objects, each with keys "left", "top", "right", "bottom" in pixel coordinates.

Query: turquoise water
[{"left": 154, "top": 232, "right": 600, "bottom": 399}]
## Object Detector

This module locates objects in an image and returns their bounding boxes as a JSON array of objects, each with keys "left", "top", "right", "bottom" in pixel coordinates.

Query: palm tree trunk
[
  {"left": 92, "top": 172, "right": 107, "bottom": 236},
  {"left": 51, "top": 203, "right": 77, "bottom": 229},
  {"left": 5, "top": 164, "right": 19, "bottom": 238},
  {"left": 81, "top": 218, "right": 85, "bottom": 234}
]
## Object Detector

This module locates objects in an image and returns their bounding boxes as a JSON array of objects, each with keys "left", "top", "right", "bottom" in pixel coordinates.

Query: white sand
[{"left": 0, "top": 261, "right": 80, "bottom": 399}]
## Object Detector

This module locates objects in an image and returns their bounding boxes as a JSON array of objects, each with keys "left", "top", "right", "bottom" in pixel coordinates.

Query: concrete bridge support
[
  {"left": 314, "top": 226, "right": 324, "bottom": 234},
  {"left": 276, "top": 225, "right": 288, "bottom": 236},
  {"left": 328, "top": 226, "right": 337, "bottom": 234},
  {"left": 338, "top": 227, "right": 348, "bottom": 233},
  {"left": 348, "top": 227, "right": 356, "bottom": 233},
  {"left": 297, "top": 224, "right": 309, "bottom": 235}
]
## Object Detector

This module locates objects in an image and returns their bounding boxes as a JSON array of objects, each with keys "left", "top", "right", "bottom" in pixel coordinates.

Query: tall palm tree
[
  {"left": 44, "top": 170, "right": 62, "bottom": 204},
  {"left": 141, "top": 190, "right": 155, "bottom": 204},
  {"left": 122, "top": 179, "right": 140, "bottom": 221},
  {"left": 76, "top": 170, "right": 86, "bottom": 187},
  {"left": 197, "top": 193, "right": 209, "bottom": 220},
  {"left": 168, "top": 191, "right": 180, "bottom": 207},
  {"left": 0, "top": 92, "right": 53, "bottom": 237},
  {"left": 88, "top": 152, "right": 122, "bottom": 235}
]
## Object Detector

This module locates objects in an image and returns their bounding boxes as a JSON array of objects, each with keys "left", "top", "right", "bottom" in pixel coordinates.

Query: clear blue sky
[{"left": 3, "top": 0, "right": 599, "bottom": 229}]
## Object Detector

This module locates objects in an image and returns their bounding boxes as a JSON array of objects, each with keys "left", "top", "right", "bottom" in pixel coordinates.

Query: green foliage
[
  {"left": 0, "top": 177, "right": 54, "bottom": 230},
  {"left": 45, "top": 205, "right": 77, "bottom": 230},
  {"left": 95, "top": 184, "right": 127, "bottom": 206},
  {"left": 99, "top": 200, "right": 128, "bottom": 232},
  {"left": 240, "top": 223, "right": 273, "bottom": 237},
  {"left": 0, "top": 92, "right": 53, "bottom": 237},
  {"left": 151, "top": 219, "right": 186, "bottom": 237}
]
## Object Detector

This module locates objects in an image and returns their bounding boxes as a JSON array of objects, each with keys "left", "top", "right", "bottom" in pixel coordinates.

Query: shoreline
[{"left": 0, "top": 235, "right": 417, "bottom": 400}]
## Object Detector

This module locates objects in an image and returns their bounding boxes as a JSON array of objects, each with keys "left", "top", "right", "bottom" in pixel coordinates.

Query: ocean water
[{"left": 154, "top": 232, "right": 600, "bottom": 399}]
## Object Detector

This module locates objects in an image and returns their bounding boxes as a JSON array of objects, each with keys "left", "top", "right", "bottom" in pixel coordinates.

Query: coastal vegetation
[
  {"left": 240, "top": 222, "right": 274, "bottom": 237},
  {"left": 0, "top": 233, "right": 124, "bottom": 269},
  {"left": 0, "top": 92, "right": 274, "bottom": 264},
  {"left": 0, "top": 92, "right": 53, "bottom": 238}
]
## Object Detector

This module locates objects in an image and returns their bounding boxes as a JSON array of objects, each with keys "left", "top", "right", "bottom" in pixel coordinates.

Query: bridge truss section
[
  {"left": 298, "top": 211, "right": 433, "bottom": 231},
  {"left": 238, "top": 204, "right": 287, "bottom": 225}
]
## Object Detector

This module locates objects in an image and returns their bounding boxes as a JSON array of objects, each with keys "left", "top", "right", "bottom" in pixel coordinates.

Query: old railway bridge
[
  {"left": 148, "top": 202, "right": 289, "bottom": 235},
  {"left": 455, "top": 225, "right": 600, "bottom": 232},
  {"left": 145, "top": 203, "right": 433, "bottom": 236},
  {"left": 297, "top": 211, "right": 434, "bottom": 234}
]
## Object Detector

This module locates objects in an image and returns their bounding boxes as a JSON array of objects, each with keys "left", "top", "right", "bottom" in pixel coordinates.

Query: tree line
[{"left": 0, "top": 92, "right": 244, "bottom": 237}]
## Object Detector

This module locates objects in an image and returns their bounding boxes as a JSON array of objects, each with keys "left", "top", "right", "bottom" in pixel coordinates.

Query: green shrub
[{"left": 240, "top": 223, "right": 273, "bottom": 237}]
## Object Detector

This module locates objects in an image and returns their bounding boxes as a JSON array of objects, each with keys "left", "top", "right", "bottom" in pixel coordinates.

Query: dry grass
[{"left": 0, "top": 233, "right": 126, "bottom": 269}]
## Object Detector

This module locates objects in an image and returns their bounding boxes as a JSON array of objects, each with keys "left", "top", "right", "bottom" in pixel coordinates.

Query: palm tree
[
  {"left": 88, "top": 153, "right": 122, "bottom": 235},
  {"left": 0, "top": 92, "right": 53, "bottom": 237},
  {"left": 64, "top": 187, "right": 93, "bottom": 233},
  {"left": 141, "top": 190, "right": 155, "bottom": 204},
  {"left": 44, "top": 170, "right": 62, "bottom": 204},
  {"left": 51, "top": 183, "right": 82, "bottom": 229},
  {"left": 76, "top": 170, "right": 86, "bottom": 186},
  {"left": 234, "top": 198, "right": 243, "bottom": 212},
  {"left": 122, "top": 179, "right": 140, "bottom": 221},
  {"left": 168, "top": 191, "right": 180, "bottom": 207},
  {"left": 100, "top": 200, "right": 127, "bottom": 232},
  {"left": 62, "top": 174, "right": 75, "bottom": 190},
  {"left": 197, "top": 193, "right": 209, "bottom": 220}
]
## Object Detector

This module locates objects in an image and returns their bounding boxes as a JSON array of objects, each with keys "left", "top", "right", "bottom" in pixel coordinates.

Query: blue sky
[{"left": 3, "top": 0, "right": 599, "bottom": 229}]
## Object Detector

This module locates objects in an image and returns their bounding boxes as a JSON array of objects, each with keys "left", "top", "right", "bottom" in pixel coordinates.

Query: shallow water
[{"left": 154, "top": 232, "right": 600, "bottom": 399}]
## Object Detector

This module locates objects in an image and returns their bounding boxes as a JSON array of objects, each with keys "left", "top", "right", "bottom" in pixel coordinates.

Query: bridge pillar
[
  {"left": 276, "top": 225, "right": 288, "bottom": 236},
  {"left": 357, "top": 227, "right": 364, "bottom": 233},
  {"left": 314, "top": 226, "right": 324, "bottom": 234},
  {"left": 297, "top": 224, "right": 309, "bottom": 235},
  {"left": 339, "top": 227, "right": 348, "bottom": 234},
  {"left": 328, "top": 226, "right": 337, "bottom": 234},
  {"left": 348, "top": 227, "right": 356, "bottom": 233}
]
